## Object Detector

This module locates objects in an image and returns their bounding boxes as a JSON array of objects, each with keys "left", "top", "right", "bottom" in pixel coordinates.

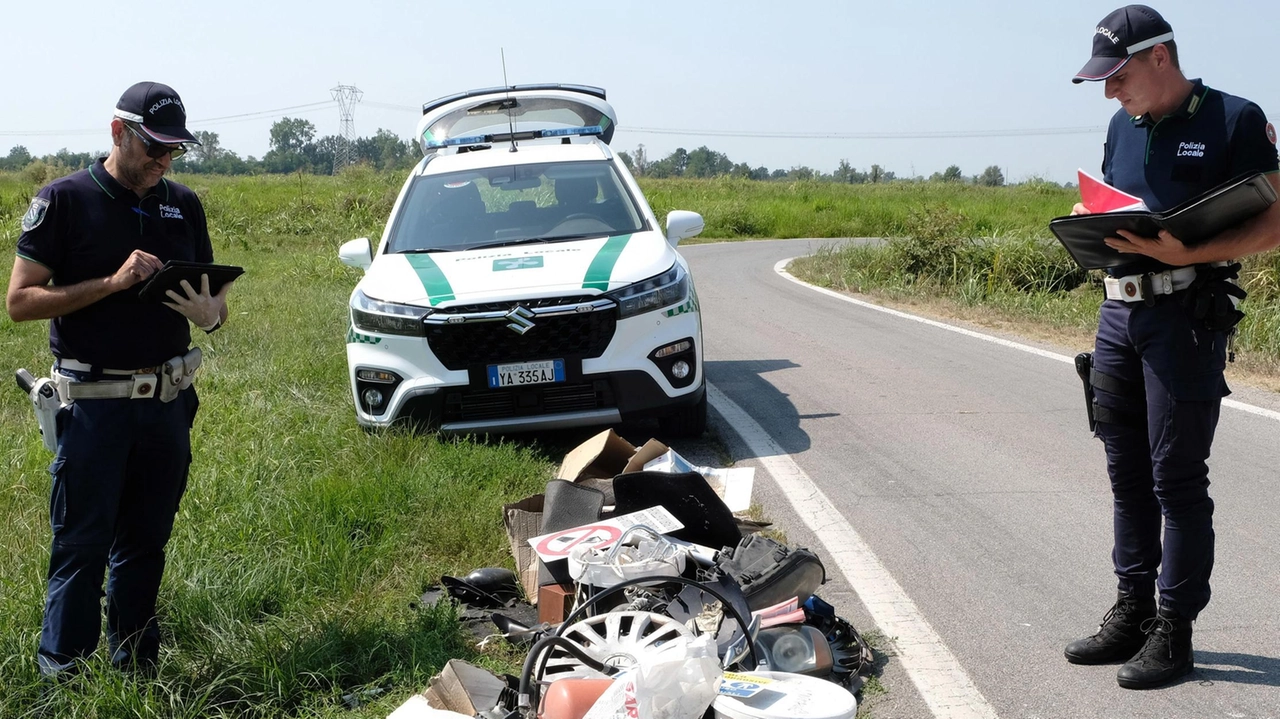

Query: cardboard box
[
  {"left": 556, "top": 429, "right": 640, "bottom": 481},
  {"left": 420, "top": 659, "right": 508, "bottom": 717},
  {"left": 502, "top": 494, "right": 544, "bottom": 605},
  {"left": 556, "top": 430, "right": 754, "bottom": 512}
]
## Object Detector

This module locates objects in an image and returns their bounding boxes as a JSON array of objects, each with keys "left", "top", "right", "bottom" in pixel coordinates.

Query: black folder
[
  {"left": 1049, "top": 173, "right": 1277, "bottom": 270},
  {"left": 138, "top": 260, "right": 245, "bottom": 303}
]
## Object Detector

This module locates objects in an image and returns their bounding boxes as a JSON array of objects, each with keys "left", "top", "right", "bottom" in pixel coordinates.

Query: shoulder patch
[
  {"left": 21, "top": 197, "right": 50, "bottom": 232},
  {"left": 1267, "top": 122, "right": 1277, "bottom": 145}
]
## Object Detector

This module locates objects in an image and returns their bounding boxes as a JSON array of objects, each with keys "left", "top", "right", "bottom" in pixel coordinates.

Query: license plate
[{"left": 487, "top": 359, "right": 565, "bottom": 388}]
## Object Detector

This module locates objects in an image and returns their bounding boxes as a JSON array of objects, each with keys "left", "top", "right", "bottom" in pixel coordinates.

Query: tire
[{"left": 658, "top": 390, "right": 707, "bottom": 438}]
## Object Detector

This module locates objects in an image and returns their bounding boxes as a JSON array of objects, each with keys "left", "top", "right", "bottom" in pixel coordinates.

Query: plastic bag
[{"left": 582, "top": 634, "right": 721, "bottom": 719}]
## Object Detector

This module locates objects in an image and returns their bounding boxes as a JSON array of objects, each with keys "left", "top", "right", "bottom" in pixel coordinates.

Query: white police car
[{"left": 339, "top": 84, "right": 706, "bottom": 435}]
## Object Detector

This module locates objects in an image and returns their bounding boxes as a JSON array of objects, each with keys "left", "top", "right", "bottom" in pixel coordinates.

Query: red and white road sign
[
  {"left": 533, "top": 524, "right": 624, "bottom": 560},
  {"left": 527, "top": 506, "right": 683, "bottom": 562}
]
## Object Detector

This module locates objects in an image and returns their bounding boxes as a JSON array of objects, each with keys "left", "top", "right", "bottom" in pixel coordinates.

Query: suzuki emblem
[{"left": 505, "top": 306, "right": 536, "bottom": 335}]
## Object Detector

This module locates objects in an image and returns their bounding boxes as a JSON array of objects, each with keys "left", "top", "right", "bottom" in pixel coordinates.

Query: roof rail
[{"left": 421, "top": 83, "right": 607, "bottom": 116}]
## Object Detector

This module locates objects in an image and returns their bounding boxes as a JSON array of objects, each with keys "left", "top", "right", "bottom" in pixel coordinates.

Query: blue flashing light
[
  {"left": 425, "top": 133, "right": 490, "bottom": 149},
  {"left": 540, "top": 125, "right": 604, "bottom": 137},
  {"left": 423, "top": 125, "right": 604, "bottom": 150}
]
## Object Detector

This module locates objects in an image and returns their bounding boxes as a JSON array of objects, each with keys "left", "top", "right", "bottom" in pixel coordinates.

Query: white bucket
[{"left": 712, "top": 672, "right": 857, "bottom": 719}]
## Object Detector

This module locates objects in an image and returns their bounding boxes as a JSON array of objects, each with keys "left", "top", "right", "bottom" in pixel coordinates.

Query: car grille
[
  {"left": 443, "top": 380, "right": 615, "bottom": 422},
  {"left": 427, "top": 311, "right": 617, "bottom": 370},
  {"left": 434, "top": 295, "right": 598, "bottom": 314}
]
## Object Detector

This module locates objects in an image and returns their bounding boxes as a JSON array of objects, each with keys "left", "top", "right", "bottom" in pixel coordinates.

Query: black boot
[
  {"left": 1064, "top": 591, "right": 1156, "bottom": 665},
  {"left": 1116, "top": 605, "right": 1194, "bottom": 689}
]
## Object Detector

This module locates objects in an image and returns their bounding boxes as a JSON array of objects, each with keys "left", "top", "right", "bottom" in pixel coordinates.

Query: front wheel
[{"left": 657, "top": 391, "right": 707, "bottom": 438}]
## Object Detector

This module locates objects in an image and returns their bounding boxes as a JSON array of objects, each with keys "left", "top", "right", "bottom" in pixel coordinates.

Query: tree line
[
  {"left": 616, "top": 144, "right": 1012, "bottom": 186},
  {"left": 2, "top": 121, "right": 1031, "bottom": 187}
]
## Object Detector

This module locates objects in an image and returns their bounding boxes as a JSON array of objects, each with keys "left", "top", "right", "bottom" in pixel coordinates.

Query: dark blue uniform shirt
[
  {"left": 1102, "top": 79, "right": 1279, "bottom": 275},
  {"left": 16, "top": 159, "right": 214, "bottom": 369}
]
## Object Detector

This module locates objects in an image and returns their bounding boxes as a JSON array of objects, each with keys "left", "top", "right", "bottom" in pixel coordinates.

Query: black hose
[
  {"left": 553, "top": 576, "right": 759, "bottom": 668},
  {"left": 517, "top": 634, "right": 617, "bottom": 714}
]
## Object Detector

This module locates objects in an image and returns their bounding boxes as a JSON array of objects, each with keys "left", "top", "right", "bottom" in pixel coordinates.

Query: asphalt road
[{"left": 683, "top": 238, "right": 1280, "bottom": 719}]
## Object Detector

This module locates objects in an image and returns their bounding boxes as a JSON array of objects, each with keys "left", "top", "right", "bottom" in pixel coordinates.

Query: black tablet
[{"left": 138, "top": 261, "right": 244, "bottom": 303}]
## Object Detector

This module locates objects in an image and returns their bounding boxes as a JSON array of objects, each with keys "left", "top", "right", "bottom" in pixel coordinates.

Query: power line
[
  {"left": 354, "top": 99, "right": 1107, "bottom": 139},
  {"left": 616, "top": 125, "right": 1109, "bottom": 140},
  {"left": 363, "top": 100, "right": 419, "bottom": 112},
  {"left": 0, "top": 101, "right": 338, "bottom": 137}
]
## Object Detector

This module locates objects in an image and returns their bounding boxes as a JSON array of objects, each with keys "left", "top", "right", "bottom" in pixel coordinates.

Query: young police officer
[
  {"left": 1066, "top": 6, "right": 1280, "bottom": 689},
  {"left": 5, "top": 82, "right": 232, "bottom": 678}
]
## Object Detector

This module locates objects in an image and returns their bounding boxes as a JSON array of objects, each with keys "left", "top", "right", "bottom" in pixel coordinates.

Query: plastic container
[
  {"left": 712, "top": 672, "right": 856, "bottom": 719},
  {"left": 539, "top": 678, "right": 614, "bottom": 719}
]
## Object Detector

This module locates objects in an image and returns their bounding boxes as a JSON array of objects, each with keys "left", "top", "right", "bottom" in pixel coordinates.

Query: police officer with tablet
[
  {"left": 1065, "top": 5, "right": 1280, "bottom": 689},
  {"left": 5, "top": 81, "right": 233, "bottom": 678}
]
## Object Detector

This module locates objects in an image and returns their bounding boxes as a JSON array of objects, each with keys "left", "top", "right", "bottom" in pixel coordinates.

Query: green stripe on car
[
  {"left": 406, "top": 254, "right": 456, "bottom": 305},
  {"left": 347, "top": 326, "right": 382, "bottom": 345},
  {"left": 581, "top": 234, "right": 631, "bottom": 291}
]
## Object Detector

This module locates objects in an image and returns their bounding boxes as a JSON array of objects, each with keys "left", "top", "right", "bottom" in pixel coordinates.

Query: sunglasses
[{"left": 124, "top": 123, "right": 188, "bottom": 160}]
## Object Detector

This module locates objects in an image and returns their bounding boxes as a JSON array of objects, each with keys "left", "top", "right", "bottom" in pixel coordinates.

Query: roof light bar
[{"left": 423, "top": 125, "right": 604, "bottom": 150}]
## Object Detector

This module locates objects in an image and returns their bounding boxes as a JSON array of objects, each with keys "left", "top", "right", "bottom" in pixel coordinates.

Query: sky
[{"left": 2, "top": 0, "right": 1278, "bottom": 184}]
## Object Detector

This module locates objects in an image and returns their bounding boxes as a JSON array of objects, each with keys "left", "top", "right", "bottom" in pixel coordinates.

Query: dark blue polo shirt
[
  {"left": 1102, "top": 79, "right": 1279, "bottom": 275},
  {"left": 16, "top": 159, "right": 214, "bottom": 369}
]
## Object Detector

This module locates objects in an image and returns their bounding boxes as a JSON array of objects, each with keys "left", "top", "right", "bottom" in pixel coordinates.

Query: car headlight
[
  {"left": 351, "top": 288, "right": 428, "bottom": 336},
  {"left": 609, "top": 264, "right": 689, "bottom": 319}
]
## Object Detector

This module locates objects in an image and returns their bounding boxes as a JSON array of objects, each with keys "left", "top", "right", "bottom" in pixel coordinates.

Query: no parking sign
[{"left": 527, "top": 506, "right": 683, "bottom": 562}]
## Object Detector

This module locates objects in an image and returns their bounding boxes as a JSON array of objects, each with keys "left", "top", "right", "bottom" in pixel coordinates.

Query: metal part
[
  {"left": 440, "top": 408, "right": 621, "bottom": 434},
  {"left": 505, "top": 306, "right": 536, "bottom": 335},
  {"left": 423, "top": 298, "right": 617, "bottom": 326}
]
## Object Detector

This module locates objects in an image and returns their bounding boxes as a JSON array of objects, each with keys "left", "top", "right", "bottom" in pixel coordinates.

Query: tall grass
[
  {"left": 790, "top": 199, "right": 1280, "bottom": 373},
  {"left": 642, "top": 176, "right": 1073, "bottom": 240},
  {"left": 1, "top": 168, "right": 557, "bottom": 717}
]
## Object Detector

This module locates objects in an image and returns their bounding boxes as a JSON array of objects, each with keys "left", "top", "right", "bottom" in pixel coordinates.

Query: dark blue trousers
[
  {"left": 1092, "top": 297, "right": 1228, "bottom": 619},
  {"left": 38, "top": 378, "right": 197, "bottom": 676}
]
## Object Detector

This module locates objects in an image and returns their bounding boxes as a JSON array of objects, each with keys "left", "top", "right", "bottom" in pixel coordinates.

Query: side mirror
[
  {"left": 339, "top": 237, "right": 373, "bottom": 270},
  {"left": 664, "top": 211, "right": 704, "bottom": 247}
]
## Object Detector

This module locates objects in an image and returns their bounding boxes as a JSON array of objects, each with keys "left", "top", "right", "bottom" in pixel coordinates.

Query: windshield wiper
[
  {"left": 466, "top": 238, "right": 553, "bottom": 252},
  {"left": 536, "top": 232, "right": 613, "bottom": 243},
  {"left": 395, "top": 247, "right": 457, "bottom": 254}
]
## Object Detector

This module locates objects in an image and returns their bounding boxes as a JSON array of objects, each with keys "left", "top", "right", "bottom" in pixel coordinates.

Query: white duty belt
[
  {"left": 54, "top": 349, "right": 201, "bottom": 402},
  {"left": 1103, "top": 267, "right": 1198, "bottom": 303}
]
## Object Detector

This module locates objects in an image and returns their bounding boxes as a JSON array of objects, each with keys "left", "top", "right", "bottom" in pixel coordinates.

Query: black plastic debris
[
  {"left": 612, "top": 470, "right": 741, "bottom": 549},
  {"left": 441, "top": 567, "right": 524, "bottom": 608},
  {"left": 804, "top": 595, "right": 876, "bottom": 686},
  {"left": 715, "top": 534, "right": 826, "bottom": 611},
  {"left": 537, "top": 480, "right": 606, "bottom": 587}
]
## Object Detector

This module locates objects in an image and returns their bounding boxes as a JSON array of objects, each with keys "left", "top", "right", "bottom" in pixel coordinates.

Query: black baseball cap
[
  {"left": 113, "top": 81, "right": 200, "bottom": 145},
  {"left": 1073, "top": 5, "right": 1175, "bottom": 83}
]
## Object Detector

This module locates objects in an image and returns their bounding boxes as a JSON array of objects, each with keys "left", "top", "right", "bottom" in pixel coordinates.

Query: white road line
[
  {"left": 774, "top": 257, "right": 1280, "bottom": 424},
  {"left": 707, "top": 383, "right": 999, "bottom": 719}
]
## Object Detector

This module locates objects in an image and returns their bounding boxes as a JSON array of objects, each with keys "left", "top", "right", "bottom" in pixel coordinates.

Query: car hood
[{"left": 358, "top": 231, "right": 677, "bottom": 308}]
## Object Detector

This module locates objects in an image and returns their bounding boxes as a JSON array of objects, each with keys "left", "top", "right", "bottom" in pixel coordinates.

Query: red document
[{"left": 1078, "top": 169, "right": 1148, "bottom": 213}]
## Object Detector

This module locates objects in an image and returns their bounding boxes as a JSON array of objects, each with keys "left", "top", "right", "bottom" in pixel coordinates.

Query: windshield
[{"left": 387, "top": 161, "right": 646, "bottom": 253}]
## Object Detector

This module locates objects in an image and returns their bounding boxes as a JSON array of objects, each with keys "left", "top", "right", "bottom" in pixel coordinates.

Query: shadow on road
[
  {"left": 706, "top": 359, "right": 826, "bottom": 455},
  {"left": 1191, "top": 650, "right": 1280, "bottom": 687}
]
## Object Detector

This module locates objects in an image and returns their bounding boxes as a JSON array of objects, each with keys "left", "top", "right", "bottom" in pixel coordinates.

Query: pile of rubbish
[{"left": 392, "top": 430, "right": 874, "bottom": 719}]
